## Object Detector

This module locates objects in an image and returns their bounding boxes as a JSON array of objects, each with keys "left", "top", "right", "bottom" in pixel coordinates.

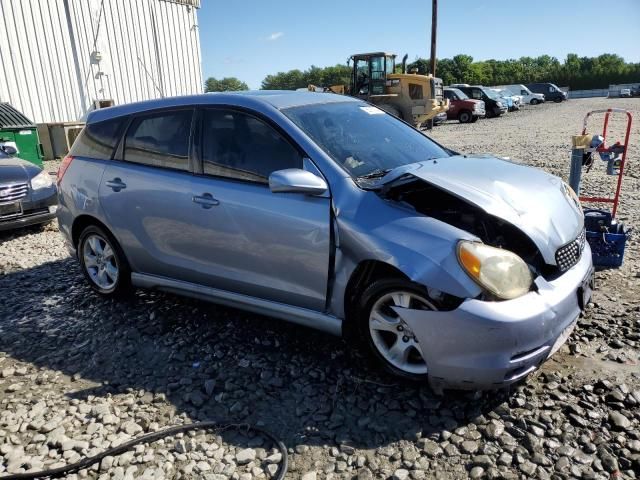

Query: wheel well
[
  {"left": 71, "top": 215, "right": 112, "bottom": 248},
  {"left": 343, "top": 260, "right": 408, "bottom": 326}
]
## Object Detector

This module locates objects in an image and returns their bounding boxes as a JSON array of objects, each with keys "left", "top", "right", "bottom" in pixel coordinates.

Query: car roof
[{"left": 87, "top": 91, "right": 360, "bottom": 124}]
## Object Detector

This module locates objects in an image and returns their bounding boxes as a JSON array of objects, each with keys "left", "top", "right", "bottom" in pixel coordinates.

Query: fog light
[{"left": 49, "top": 205, "right": 58, "bottom": 213}]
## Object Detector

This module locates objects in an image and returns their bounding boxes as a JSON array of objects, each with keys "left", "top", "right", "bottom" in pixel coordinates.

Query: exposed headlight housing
[
  {"left": 562, "top": 182, "right": 582, "bottom": 211},
  {"left": 496, "top": 101, "right": 503, "bottom": 107},
  {"left": 457, "top": 241, "right": 533, "bottom": 300},
  {"left": 30, "top": 170, "right": 54, "bottom": 190}
]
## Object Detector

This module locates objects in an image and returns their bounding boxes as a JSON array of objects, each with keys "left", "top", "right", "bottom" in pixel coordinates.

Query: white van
[{"left": 497, "top": 84, "right": 545, "bottom": 105}]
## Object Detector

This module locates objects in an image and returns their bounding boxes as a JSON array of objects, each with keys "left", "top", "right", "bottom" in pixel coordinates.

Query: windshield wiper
[{"left": 357, "top": 168, "right": 392, "bottom": 180}]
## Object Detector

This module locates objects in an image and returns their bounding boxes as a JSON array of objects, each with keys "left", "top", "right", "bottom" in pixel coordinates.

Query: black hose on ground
[{"left": 1, "top": 421, "right": 288, "bottom": 480}]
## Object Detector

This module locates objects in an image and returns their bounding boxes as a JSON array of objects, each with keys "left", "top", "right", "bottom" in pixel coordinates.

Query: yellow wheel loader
[{"left": 309, "top": 52, "right": 449, "bottom": 129}]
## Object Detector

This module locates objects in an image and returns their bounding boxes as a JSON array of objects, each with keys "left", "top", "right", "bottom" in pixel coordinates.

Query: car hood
[
  {"left": 377, "top": 155, "right": 584, "bottom": 263},
  {"left": 0, "top": 156, "right": 36, "bottom": 184}
]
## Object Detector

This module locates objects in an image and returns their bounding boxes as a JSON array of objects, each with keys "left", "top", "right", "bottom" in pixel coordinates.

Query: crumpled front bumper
[{"left": 394, "top": 243, "right": 593, "bottom": 392}]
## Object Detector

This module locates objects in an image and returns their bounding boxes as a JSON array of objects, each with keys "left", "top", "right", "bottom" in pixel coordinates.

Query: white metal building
[{"left": 0, "top": 0, "right": 203, "bottom": 124}]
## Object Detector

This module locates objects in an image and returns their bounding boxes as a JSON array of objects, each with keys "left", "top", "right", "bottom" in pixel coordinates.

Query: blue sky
[{"left": 198, "top": 0, "right": 640, "bottom": 89}]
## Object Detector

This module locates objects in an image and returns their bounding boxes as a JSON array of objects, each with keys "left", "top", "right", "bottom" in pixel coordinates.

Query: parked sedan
[
  {"left": 57, "top": 92, "right": 593, "bottom": 392},
  {"left": 0, "top": 145, "right": 57, "bottom": 231}
]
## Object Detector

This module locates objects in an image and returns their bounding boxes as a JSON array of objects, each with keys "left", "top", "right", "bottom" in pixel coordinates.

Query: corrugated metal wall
[{"left": 0, "top": 0, "right": 202, "bottom": 124}]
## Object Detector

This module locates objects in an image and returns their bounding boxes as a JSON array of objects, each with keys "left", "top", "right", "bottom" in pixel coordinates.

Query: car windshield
[
  {"left": 448, "top": 88, "right": 468, "bottom": 99},
  {"left": 283, "top": 101, "right": 450, "bottom": 179},
  {"left": 483, "top": 88, "right": 501, "bottom": 100}
]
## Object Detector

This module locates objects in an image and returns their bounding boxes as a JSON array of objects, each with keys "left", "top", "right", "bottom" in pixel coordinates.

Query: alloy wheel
[
  {"left": 82, "top": 233, "right": 119, "bottom": 290},
  {"left": 368, "top": 291, "right": 436, "bottom": 375}
]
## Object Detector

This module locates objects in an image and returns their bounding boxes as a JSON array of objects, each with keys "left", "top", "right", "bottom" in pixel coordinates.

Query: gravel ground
[{"left": 0, "top": 97, "right": 639, "bottom": 480}]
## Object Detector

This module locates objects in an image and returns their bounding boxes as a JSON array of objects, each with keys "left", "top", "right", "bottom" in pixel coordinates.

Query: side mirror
[
  {"left": 0, "top": 145, "right": 17, "bottom": 156},
  {"left": 269, "top": 168, "right": 328, "bottom": 195}
]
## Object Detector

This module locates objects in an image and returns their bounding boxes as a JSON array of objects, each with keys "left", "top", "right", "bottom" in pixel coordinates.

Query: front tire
[
  {"left": 78, "top": 225, "right": 131, "bottom": 296},
  {"left": 530, "top": 98, "right": 540, "bottom": 105},
  {"left": 356, "top": 279, "right": 439, "bottom": 380},
  {"left": 458, "top": 110, "right": 472, "bottom": 123}
]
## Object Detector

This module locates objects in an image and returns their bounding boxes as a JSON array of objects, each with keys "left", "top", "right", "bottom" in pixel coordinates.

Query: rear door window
[
  {"left": 123, "top": 110, "right": 193, "bottom": 171},
  {"left": 70, "top": 117, "right": 125, "bottom": 160},
  {"left": 201, "top": 109, "right": 302, "bottom": 184}
]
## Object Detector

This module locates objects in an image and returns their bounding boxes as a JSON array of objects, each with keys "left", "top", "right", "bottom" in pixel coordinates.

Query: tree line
[
  {"left": 204, "top": 53, "right": 639, "bottom": 92},
  {"left": 407, "top": 53, "right": 640, "bottom": 90}
]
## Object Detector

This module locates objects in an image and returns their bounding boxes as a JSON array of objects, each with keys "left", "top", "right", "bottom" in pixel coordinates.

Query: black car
[
  {"left": 526, "top": 82, "right": 567, "bottom": 102},
  {"left": 449, "top": 85, "right": 507, "bottom": 118},
  {"left": 0, "top": 145, "right": 57, "bottom": 231}
]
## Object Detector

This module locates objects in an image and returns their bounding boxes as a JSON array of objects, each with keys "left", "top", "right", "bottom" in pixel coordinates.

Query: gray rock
[
  {"left": 609, "top": 411, "right": 631, "bottom": 430},
  {"left": 519, "top": 461, "right": 537, "bottom": 476},
  {"left": 473, "top": 455, "right": 493, "bottom": 468},
  {"left": 265, "top": 452, "right": 282, "bottom": 464},
  {"left": 470, "top": 466, "right": 485, "bottom": 479},
  {"left": 174, "top": 440, "right": 187, "bottom": 454},
  {"left": 420, "top": 439, "right": 443, "bottom": 458},
  {"left": 392, "top": 468, "right": 409, "bottom": 480},
  {"left": 555, "top": 456, "right": 571, "bottom": 472},
  {"left": 235, "top": 448, "right": 256, "bottom": 465},
  {"left": 484, "top": 421, "right": 504, "bottom": 440},
  {"left": 121, "top": 421, "right": 142, "bottom": 436},
  {"left": 461, "top": 441, "right": 479, "bottom": 454},
  {"left": 531, "top": 452, "right": 552, "bottom": 467}
]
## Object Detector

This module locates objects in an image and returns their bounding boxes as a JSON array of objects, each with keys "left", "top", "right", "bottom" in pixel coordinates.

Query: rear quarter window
[{"left": 70, "top": 117, "right": 125, "bottom": 160}]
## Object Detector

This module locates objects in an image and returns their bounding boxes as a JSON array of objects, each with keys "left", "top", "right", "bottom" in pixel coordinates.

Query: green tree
[
  {"left": 261, "top": 64, "right": 351, "bottom": 90},
  {"left": 204, "top": 77, "right": 249, "bottom": 92}
]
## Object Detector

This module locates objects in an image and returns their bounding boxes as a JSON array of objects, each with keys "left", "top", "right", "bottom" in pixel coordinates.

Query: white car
[
  {"left": 620, "top": 88, "right": 631, "bottom": 98},
  {"left": 496, "top": 84, "right": 545, "bottom": 105}
]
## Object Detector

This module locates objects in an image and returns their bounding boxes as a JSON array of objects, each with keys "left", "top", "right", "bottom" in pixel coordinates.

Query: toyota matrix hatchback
[{"left": 58, "top": 92, "right": 593, "bottom": 392}]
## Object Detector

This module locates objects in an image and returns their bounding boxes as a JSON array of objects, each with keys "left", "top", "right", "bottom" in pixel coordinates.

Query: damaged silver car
[{"left": 57, "top": 91, "right": 593, "bottom": 392}]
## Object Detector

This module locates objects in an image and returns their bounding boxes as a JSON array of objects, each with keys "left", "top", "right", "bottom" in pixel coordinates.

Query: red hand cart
[{"left": 579, "top": 108, "right": 632, "bottom": 218}]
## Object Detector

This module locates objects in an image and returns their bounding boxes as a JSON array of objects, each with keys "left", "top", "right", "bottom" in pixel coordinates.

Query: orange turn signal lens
[{"left": 458, "top": 244, "right": 481, "bottom": 279}]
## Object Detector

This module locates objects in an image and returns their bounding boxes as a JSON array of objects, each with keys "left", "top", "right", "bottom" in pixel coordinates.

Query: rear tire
[
  {"left": 78, "top": 224, "right": 132, "bottom": 297},
  {"left": 458, "top": 110, "right": 472, "bottom": 123},
  {"left": 355, "top": 278, "right": 440, "bottom": 381}
]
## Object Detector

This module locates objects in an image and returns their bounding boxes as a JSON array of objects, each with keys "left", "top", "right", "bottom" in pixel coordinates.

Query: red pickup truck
[{"left": 443, "top": 88, "right": 485, "bottom": 123}]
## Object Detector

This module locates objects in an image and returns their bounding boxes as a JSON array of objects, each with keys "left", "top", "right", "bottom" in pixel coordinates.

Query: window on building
[
  {"left": 201, "top": 109, "right": 302, "bottom": 183},
  {"left": 123, "top": 110, "right": 193, "bottom": 171}
]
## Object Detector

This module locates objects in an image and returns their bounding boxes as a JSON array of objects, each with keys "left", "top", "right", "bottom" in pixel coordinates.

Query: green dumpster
[{"left": 0, "top": 103, "right": 44, "bottom": 167}]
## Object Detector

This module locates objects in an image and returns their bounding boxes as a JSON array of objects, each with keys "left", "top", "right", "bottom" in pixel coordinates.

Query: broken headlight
[{"left": 457, "top": 241, "right": 533, "bottom": 300}]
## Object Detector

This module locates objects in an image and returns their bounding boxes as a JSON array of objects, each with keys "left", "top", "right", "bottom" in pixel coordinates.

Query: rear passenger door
[
  {"left": 99, "top": 108, "right": 198, "bottom": 278},
  {"left": 187, "top": 107, "right": 331, "bottom": 311}
]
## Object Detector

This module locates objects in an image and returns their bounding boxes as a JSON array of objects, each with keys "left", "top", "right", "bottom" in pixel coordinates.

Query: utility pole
[{"left": 430, "top": 0, "right": 437, "bottom": 77}]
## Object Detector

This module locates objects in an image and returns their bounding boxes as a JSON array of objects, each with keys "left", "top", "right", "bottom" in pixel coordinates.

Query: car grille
[
  {"left": 0, "top": 182, "right": 28, "bottom": 202},
  {"left": 555, "top": 228, "right": 586, "bottom": 272}
]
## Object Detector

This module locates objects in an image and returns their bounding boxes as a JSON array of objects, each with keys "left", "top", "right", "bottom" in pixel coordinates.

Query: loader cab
[{"left": 350, "top": 52, "right": 396, "bottom": 98}]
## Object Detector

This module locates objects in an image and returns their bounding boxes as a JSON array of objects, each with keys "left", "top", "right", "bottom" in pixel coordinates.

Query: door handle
[
  {"left": 192, "top": 193, "right": 219, "bottom": 209},
  {"left": 105, "top": 178, "right": 127, "bottom": 191}
]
